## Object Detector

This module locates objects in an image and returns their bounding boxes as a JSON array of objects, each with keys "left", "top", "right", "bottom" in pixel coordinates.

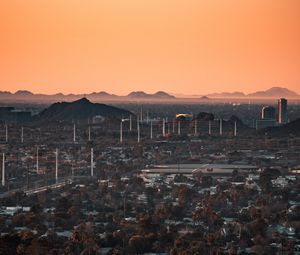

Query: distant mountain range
[
  {"left": 247, "top": 87, "right": 299, "bottom": 98},
  {"left": 0, "top": 90, "right": 175, "bottom": 102},
  {"left": 127, "top": 91, "right": 175, "bottom": 99},
  {"left": 37, "top": 98, "right": 131, "bottom": 121},
  {"left": 206, "top": 87, "right": 299, "bottom": 98},
  {"left": 0, "top": 87, "right": 299, "bottom": 102}
]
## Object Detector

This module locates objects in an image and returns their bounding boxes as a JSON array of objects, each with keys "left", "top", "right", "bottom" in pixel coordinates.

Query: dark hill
[
  {"left": 227, "top": 115, "right": 245, "bottom": 126},
  {"left": 37, "top": 98, "right": 132, "bottom": 121},
  {"left": 195, "top": 112, "right": 214, "bottom": 121},
  {"left": 264, "top": 118, "right": 300, "bottom": 136},
  {"left": 224, "top": 115, "right": 253, "bottom": 133}
]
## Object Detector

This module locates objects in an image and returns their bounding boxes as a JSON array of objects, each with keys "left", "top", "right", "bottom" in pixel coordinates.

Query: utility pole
[
  {"left": 55, "top": 148, "right": 58, "bottom": 182},
  {"left": 2, "top": 153, "right": 5, "bottom": 187},
  {"left": 162, "top": 119, "right": 166, "bottom": 137},
  {"left": 150, "top": 120, "right": 153, "bottom": 140},
  {"left": 120, "top": 121, "right": 123, "bottom": 143},
  {"left": 73, "top": 123, "right": 76, "bottom": 142},
  {"left": 234, "top": 121, "right": 237, "bottom": 137},
  {"left": 137, "top": 120, "right": 140, "bottom": 143},
  {"left": 129, "top": 115, "right": 132, "bottom": 132},
  {"left": 91, "top": 148, "right": 94, "bottom": 177},
  {"left": 36, "top": 146, "right": 39, "bottom": 174}
]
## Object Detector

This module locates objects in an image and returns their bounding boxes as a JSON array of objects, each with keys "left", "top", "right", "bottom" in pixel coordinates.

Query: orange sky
[{"left": 0, "top": 0, "right": 299, "bottom": 95}]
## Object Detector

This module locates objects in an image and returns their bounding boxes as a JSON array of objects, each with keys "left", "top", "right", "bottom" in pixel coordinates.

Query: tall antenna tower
[
  {"left": 194, "top": 120, "right": 197, "bottom": 135},
  {"left": 88, "top": 126, "right": 91, "bottom": 141},
  {"left": 150, "top": 120, "right": 153, "bottom": 139},
  {"left": 91, "top": 148, "right": 94, "bottom": 177},
  {"left": 234, "top": 121, "right": 237, "bottom": 137},
  {"left": 162, "top": 119, "right": 166, "bottom": 137},
  {"left": 55, "top": 148, "right": 58, "bottom": 182},
  {"left": 36, "top": 146, "right": 39, "bottom": 174},
  {"left": 1, "top": 153, "right": 5, "bottom": 187},
  {"left": 209, "top": 120, "right": 212, "bottom": 135},
  {"left": 73, "top": 123, "right": 76, "bottom": 142},
  {"left": 129, "top": 115, "right": 132, "bottom": 131},
  {"left": 137, "top": 116, "right": 140, "bottom": 143},
  {"left": 219, "top": 119, "right": 223, "bottom": 136},
  {"left": 178, "top": 121, "right": 181, "bottom": 135},
  {"left": 120, "top": 121, "right": 123, "bottom": 143}
]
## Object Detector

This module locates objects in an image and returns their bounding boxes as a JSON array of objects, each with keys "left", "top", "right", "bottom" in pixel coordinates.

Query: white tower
[
  {"left": 73, "top": 124, "right": 76, "bottom": 142},
  {"left": 162, "top": 119, "right": 166, "bottom": 137},
  {"left": 88, "top": 126, "right": 91, "bottom": 141},
  {"left": 234, "top": 121, "right": 237, "bottom": 137},
  {"left": 209, "top": 120, "right": 212, "bottom": 135},
  {"left": 129, "top": 115, "right": 132, "bottom": 132},
  {"left": 178, "top": 121, "right": 181, "bottom": 135},
  {"left": 219, "top": 119, "right": 223, "bottom": 135},
  {"left": 1, "top": 153, "right": 5, "bottom": 187}
]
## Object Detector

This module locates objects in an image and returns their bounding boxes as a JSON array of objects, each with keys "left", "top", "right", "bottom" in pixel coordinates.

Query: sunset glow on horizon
[{"left": 0, "top": 0, "right": 299, "bottom": 95}]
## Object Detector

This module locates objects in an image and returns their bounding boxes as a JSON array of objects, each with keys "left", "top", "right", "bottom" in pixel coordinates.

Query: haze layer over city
[{"left": 0, "top": 0, "right": 300, "bottom": 254}]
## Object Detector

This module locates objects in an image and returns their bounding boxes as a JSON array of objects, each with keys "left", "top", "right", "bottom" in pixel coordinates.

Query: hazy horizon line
[{"left": 1, "top": 85, "right": 299, "bottom": 97}]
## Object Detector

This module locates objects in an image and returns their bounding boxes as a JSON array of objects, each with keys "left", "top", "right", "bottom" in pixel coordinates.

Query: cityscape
[
  {"left": 0, "top": 94, "right": 300, "bottom": 254},
  {"left": 0, "top": 0, "right": 300, "bottom": 254}
]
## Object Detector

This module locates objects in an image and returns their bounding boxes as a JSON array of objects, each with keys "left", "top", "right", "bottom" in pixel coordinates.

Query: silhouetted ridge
[
  {"left": 228, "top": 115, "right": 244, "bottom": 126},
  {"left": 196, "top": 112, "right": 214, "bottom": 121},
  {"left": 37, "top": 98, "right": 131, "bottom": 121},
  {"left": 264, "top": 117, "right": 300, "bottom": 136},
  {"left": 248, "top": 87, "right": 299, "bottom": 97}
]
